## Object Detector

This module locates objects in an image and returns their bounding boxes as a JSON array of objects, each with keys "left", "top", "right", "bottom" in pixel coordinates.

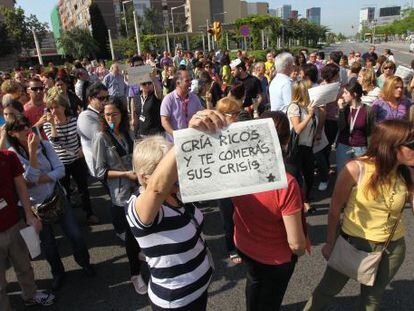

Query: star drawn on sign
[{"left": 267, "top": 173, "right": 276, "bottom": 182}]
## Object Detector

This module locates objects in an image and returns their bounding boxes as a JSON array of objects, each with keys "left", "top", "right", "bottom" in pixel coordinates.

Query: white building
[
  {"left": 273, "top": 5, "right": 291, "bottom": 19},
  {"left": 359, "top": 7, "right": 375, "bottom": 32},
  {"left": 377, "top": 6, "right": 401, "bottom": 26}
]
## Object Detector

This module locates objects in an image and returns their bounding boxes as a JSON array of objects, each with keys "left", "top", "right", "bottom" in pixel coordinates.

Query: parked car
[{"left": 410, "top": 42, "right": 414, "bottom": 53}]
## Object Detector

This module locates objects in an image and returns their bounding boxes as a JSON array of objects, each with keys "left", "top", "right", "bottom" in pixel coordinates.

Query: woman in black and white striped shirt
[
  {"left": 127, "top": 110, "right": 226, "bottom": 310},
  {"left": 43, "top": 87, "right": 99, "bottom": 225}
]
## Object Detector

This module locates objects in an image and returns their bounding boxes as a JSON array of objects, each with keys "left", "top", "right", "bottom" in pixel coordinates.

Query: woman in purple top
[
  {"left": 372, "top": 76, "right": 413, "bottom": 123},
  {"left": 336, "top": 81, "right": 375, "bottom": 173}
]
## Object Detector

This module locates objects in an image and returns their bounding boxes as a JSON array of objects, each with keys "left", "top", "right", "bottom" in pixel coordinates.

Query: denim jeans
[
  {"left": 336, "top": 143, "right": 367, "bottom": 174},
  {"left": 39, "top": 197, "right": 90, "bottom": 277},
  {"left": 217, "top": 198, "right": 235, "bottom": 253}
]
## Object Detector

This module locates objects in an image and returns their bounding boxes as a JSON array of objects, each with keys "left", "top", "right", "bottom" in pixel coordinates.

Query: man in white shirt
[
  {"left": 269, "top": 52, "right": 295, "bottom": 112},
  {"left": 77, "top": 83, "right": 109, "bottom": 176}
]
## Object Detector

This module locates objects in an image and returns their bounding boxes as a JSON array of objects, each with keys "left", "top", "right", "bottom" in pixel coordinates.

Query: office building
[
  {"left": 306, "top": 7, "right": 321, "bottom": 25},
  {"left": 58, "top": 0, "right": 119, "bottom": 37},
  {"left": 359, "top": 7, "right": 375, "bottom": 32},
  {"left": 377, "top": 6, "right": 401, "bottom": 26},
  {"left": 274, "top": 5, "right": 291, "bottom": 19}
]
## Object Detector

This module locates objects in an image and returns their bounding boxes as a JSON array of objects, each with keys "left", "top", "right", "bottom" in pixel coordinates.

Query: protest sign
[
  {"left": 121, "top": 65, "right": 153, "bottom": 84},
  {"left": 395, "top": 65, "right": 414, "bottom": 85},
  {"left": 309, "top": 82, "right": 340, "bottom": 107},
  {"left": 174, "top": 119, "right": 288, "bottom": 203}
]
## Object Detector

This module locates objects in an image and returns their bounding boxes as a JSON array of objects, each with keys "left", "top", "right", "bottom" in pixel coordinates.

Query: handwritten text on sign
[{"left": 174, "top": 119, "right": 288, "bottom": 203}]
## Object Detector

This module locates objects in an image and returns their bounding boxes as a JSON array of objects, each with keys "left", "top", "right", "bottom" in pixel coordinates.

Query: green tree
[
  {"left": 89, "top": 3, "right": 110, "bottom": 59},
  {"left": 141, "top": 7, "right": 164, "bottom": 35},
  {"left": 0, "top": 6, "right": 48, "bottom": 54},
  {"left": 0, "top": 23, "right": 14, "bottom": 56},
  {"left": 58, "top": 27, "right": 100, "bottom": 59}
]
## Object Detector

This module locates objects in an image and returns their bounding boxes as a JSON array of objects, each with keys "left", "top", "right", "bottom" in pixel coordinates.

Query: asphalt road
[
  {"left": 325, "top": 41, "right": 414, "bottom": 68},
  {"left": 5, "top": 43, "right": 414, "bottom": 310}
]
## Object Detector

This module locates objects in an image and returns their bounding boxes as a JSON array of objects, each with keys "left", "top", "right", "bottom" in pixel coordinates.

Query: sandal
[{"left": 229, "top": 253, "right": 242, "bottom": 264}]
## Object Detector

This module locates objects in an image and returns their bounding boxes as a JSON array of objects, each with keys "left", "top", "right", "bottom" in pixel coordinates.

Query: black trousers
[
  {"left": 150, "top": 290, "right": 208, "bottom": 311},
  {"left": 238, "top": 250, "right": 296, "bottom": 311},
  {"left": 60, "top": 157, "right": 94, "bottom": 217},
  {"left": 112, "top": 205, "right": 142, "bottom": 276},
  {"left": 297, "top": 145, "right": 314, "bottom": 203}
]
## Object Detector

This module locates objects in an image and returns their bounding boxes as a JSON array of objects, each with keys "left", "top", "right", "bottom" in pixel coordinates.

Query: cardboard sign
[
  {"left": 395, "top": 65, "right": 414, "bottom": 85},
  {"left": 174, "top": 119, "right": 288, "bottom": 203},
  {"left": 309, "top": 82, "right": 341, "bottom": 107},
  {"left": 121, "top": 65, "right": 153, "bottom": 85}
]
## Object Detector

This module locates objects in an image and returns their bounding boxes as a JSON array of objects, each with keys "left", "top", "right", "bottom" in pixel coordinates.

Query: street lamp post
[
  {"left": 122, "top": 0, "right": 133, "bottom": 37},
  {"left": 212, "top": 11, "right": 227, "bottom": 22},
  {"left": 171, "top": 4, "right": 186, "bottom": 33}
]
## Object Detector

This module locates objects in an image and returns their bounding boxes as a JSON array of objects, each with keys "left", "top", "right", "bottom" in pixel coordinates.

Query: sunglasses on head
[{"left": 29, "top": 86, "right": 44, "bottom": 92}]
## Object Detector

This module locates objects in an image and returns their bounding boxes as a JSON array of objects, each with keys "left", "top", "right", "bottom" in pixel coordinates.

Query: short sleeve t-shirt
[
  {"left": 372, "top": 97, "right": 412, "bottom": 123},
  {"left": 287, "top": 103, "right": 317, "bottom": 147},
  {"left": 232, "top": 174, "right": 303, "bottom": 265},
  {"left": 0, "top": 150, "right": 24, "bottom": 232}
]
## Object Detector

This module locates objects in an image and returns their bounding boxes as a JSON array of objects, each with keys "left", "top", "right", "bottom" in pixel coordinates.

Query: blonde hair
[
  {"left": 133, "top": 135, "right": 172, "bottom": 177},
  {"left": 1, "top": 79, "right": 21, "bottom": 94},
  {"left": 291, "top": 81, "right": 310, "bottom": 108},
  {"left": 216, "top": 97, "right": 242, "bottom": 114},
  {"left": 44, "top": 86, "right": 71, "bottom": 114},
  {"left": 381, "top": 76, "right": 404, "bottom": 102},
  {"left": 359, "top": 68, "right": 377, "bottom": 91},
  {"left": 381, "top": 60, "right": 396, "bottom": 74}
]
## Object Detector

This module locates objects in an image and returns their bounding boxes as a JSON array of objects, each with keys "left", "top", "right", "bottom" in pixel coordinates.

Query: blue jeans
[
  {"left": 39, "top": 197, "right": 90, "bottom": 278},
  {"left": 336, "top": 143, "right": 367, "bottom": 174}
]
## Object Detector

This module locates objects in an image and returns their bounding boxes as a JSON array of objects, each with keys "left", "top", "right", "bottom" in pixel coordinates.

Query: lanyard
[
  {"left": 140, "top": 94, "right": 148, "bottom": 116},
  {"left": 349, "top": 106, "right": 361, "bottom": 133}
]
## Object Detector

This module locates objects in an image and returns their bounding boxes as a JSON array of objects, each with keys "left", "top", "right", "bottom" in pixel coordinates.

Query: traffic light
[{"left": 208, "top": 21, "right": 222, "bottom": 42}]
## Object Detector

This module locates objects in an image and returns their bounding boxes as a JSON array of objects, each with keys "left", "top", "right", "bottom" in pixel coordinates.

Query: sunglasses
[
  {"left": 403, "top": 142, "right": 414, "bottom": 150},
  {"left": 141, "top": 82, "right": 152, "bottom": 86},
  {"left": 96, "top": 95, "right": 110, "bottom": 101},
  {"left": 28, "top": 86, "right": 44, "bottom": 92},
  {"left": 224, "top": 111, "right": 240, "bottom": 117}
]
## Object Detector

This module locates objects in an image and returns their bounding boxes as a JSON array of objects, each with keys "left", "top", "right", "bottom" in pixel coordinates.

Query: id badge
[
  {"left": 0, "top": 198, "right": 7, "bottom": 210},
  {"left": 139, "top": 115, "right": 146, "bottom": 122}
]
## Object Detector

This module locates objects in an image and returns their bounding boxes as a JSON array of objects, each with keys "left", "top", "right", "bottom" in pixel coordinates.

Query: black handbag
[
  {"left": 31, "top": 142, "right": 65, "bottom": 224},
  {"left": 32, "top": 183, "right": 65, "bottom": 224}
]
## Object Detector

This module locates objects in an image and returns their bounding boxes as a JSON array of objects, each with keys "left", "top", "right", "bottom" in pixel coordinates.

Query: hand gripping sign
[{"left": 174, "top": 119, "right": 288, "bottom": 203}]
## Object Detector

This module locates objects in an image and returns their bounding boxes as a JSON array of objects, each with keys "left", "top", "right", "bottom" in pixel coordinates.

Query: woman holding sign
[
  {"left": 287, "top": 81, "right": 318, "bottom": 211},
  {"left": 127, "top": 110, "right": 225, "bottom": 310},
  {"left": 304, "top": 119, "right": 414, "bottom": 310}
]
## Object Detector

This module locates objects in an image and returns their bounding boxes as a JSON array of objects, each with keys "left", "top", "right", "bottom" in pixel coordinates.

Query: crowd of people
[{"left": 1, "top": 43, "right": 414, "bottom": 311}]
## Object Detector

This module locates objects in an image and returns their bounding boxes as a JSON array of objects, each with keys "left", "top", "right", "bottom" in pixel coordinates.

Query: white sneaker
[
  {"left": 116, "top": 232, "right": 126, "bottom": 241},
  {"left": 318, "top": 182, "right": 328, "bottom": 191},
  {"left": 24, "top": 292, "right": 55, "bottom": 306},
  {"left": 131, "top": 275, "right": 148, "bottom": 295}
]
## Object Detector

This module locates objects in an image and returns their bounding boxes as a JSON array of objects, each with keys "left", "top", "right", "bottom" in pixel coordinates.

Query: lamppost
[
  {"left": 122, "top": 0, "right": 133, "bottom": 37},
  {"left": 171, "top": 4, "right": 186, "bottom": 33},
  {"left": 212, "top": 11, "right": 227, "bottom": 22}
]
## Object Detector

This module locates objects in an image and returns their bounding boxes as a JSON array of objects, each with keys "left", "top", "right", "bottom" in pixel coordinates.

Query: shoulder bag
[
  {"left": 31, "top": 142, "right": 65, "bottom": 224},
  {"left": 327, "top": 176, "right": 404, "bottom": 286}
]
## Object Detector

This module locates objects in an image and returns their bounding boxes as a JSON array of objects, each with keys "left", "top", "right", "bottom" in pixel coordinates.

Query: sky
[{"left": 15, "top": 0, "right": 413, "bottom": 35}]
